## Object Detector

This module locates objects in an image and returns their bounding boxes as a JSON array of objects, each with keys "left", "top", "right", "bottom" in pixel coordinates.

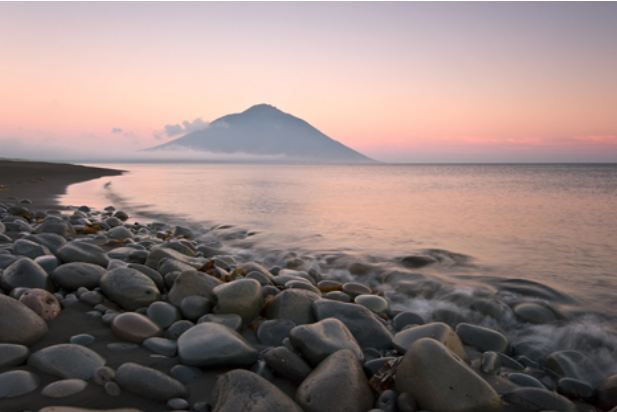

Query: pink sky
[{"left": 1, "top": 2, "right": 616, "bottom": 162}]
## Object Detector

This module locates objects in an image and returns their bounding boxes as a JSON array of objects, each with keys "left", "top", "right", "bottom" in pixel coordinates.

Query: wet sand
[{"left": 0, "top": 159, "right": 123, "bottom": 209}]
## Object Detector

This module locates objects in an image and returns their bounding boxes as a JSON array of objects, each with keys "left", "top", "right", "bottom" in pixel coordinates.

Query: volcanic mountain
[{"left": 148, "top": 104, "right": 374, "bottom": 163}]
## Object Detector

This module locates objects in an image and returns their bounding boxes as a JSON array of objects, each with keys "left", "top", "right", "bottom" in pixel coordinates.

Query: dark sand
[{"left": 0, "top": 159, "right": 123, "bottom": 209}]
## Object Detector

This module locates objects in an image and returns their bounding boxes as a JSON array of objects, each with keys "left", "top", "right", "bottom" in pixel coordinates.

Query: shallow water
[
  {"left": 60, "top": 162, "right": 617, "bottom": 377},
  {"left": 62, "top": 163, "right": 617, "bottom": 312}
]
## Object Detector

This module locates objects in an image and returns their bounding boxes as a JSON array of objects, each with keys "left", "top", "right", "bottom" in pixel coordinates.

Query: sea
[{"left": 61, "top": 163, "right": 617, "bottom": 375}]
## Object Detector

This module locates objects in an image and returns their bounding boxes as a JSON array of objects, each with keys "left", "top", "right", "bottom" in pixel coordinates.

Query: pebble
[
  {"left": 354, "top": 294, "right": 388, "bottom": 314},
  {"left": 166, "top": 320, "right": 195, "bottom": 339},
  {"left": 41, "top": 379, "right": 88, "bottom": 398},
  {"left": 177, "top": 322, "right": 257, "bottom": 367},
  {"left": 508, "top": 372, "right": 546, "bottom": 389},
  {"left": 35, "top": 254, "right": 60, "bottom": 274},
  {"left": 557, "top": 377, "right": 594, "bottom": 399},
  {"left": 70, "top": 333, "right": 95, "bottom": 346},
  {"left": 100, "top": 267, "right": 160, "bottom": 310},
  {"left": 180, "top": 295, "right": 211, "bottom": 320},
  {"left": 107, "top": 342, "right": 139, "bottom": 351},
  {"left": 19, "top": 288, "right": 61, "bottom": 321},
  {"left": 393, "top": 322, "right": 466, "bottom": 359},
  {"left": 198, "top": 313, "right": 242, "bottom": 331},
  {"left": 167, "top": 398, "right": 190, "bottom": 410},
  {"left": 212, "top": 369, "right": 302, "bottom": 412},
  {"left": 143, "top": 337, "right": 177, "bottom": 356},
  {"left": 0, "top": 293, "right": 48, "bottom": 345},
  {"left": 312, "top": 299, "right": 393, "bottom": 349},
  {"left": 51, "top": 262, "right": 106, "bottom": 290},
  {"left": 28, "top": 343, "right": 106, "bottom": 380},
  {"left": 0, "top": 343, "right": 29, "bottom": 368},
  {"left": 263, "top": 346, "right": 312, "bottom": 383},
  {"left": 289, "top": 318, "right": 364, "bottom": 365},
  {"left": 107, "top": 225, "right": 133, "bottom": 241},
  {"left": 257, "top": 319, "right": 296, "bottom": 346},
  {"left": 455, "top": 322, "right": 509, "bottom": 353},
  {"left": 545, "top": 350, "right": 599, "bottom": 384},
  {"left": 14, "top": 238, "right": 50, "bottom": 259},
  {"left": 104, "top": 381, "right": 122, "bottom": 397},
  {"left": 502, "top": 387, "right": 576, "bottom": 411},
  {"left": 111, "top": 312, "right": 162, "bottom": 343},
  {"left": 598, "top": 374, "right": 617, "bottom": 409},
  {"left": 170, "top": 364, "right": 204, "bottom": 384},
  {"left": 395, "top": 338, "right": 502, "bottom": 412},
  {"left": 93, "top": 366, "right": 116, "bottom": 385},
  {"left": 147, "top": 301, "right": 181, "bottom": 328},
  {"left": 0, "top": 257, "right": 50, "bottom": 290},
  {"left": 0, "top": 370, "right": 39, "bottom": 399},
  {"left": 317, "top": 279, "right": 342, "bottom": 292},
  {"left": 58, "top": 241, "right": 109, "bottom": 267},
  {"left": 266, "top": 289, "right": 320, "bottom": 325},
  {"left": 392, "top": 311, "right": 424, "bottom": 330},
  {"left": 513, "top": 302, "right": 558, "bottom": 324},
  {"left": 342, "top": 282, "right": 371, "bottom": 297},
  {"left": 167, "top": 270, "right": 221, "bottom": 306},
  {"left": 323, "top": 290, "right": 352, "bottom": 302},
  {"left": 212, "top": 278, "right": 263, "bottom": 323},
  {"left": 116, "top": 362, "right": 187, "bottom": 401},
  {"left": 296, "top": 349, "right": 374, "bottom": 412}
]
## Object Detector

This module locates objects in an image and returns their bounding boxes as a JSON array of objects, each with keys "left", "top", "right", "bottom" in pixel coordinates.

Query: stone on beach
[
  {"left": 257, "top": 319, "right": 296, "bottom": 346},
  {"left": 111, "top": 312, "right": 162, "bottom": 343},
  {"left": 395, "top": 338, "right": 502, "bottom": 412},
  {"left": 167, "top": 270, "right": 222, "bottom": 306},
  {"left": 296, "top": 349, "right": 374, "bottom": 412},
  {"left": 455, "top": 322, "right": 509, "bottom": 353},
  {"left": 212, "top": 369, "right": 303, "bottom": 412},
  {"left": 0, "top": 370, "right": 39, "bottom": 399},
  {"left": 0, "top": 257, "right": 51, "bottom": 291},
  {"left": 177, "top": 322, "right": 257, "bottom": 367},
  {"left": 393, "top": 321, "right": 467, "bottom": 358},
  {"left": 28, "top": 343, "right": 106, "bottom": 380},
  {"left": 513, "top": 302, "right": 559, "bottom": 324},
  {"left": 213, "top": 278, "right": 263, "bottom": 323},
  {"left": 58, "top": 241, "right": 109, "bottom": 267},
  {"left": 147, "top": 301, "right": 181, "bottom": 329},
  {"left": 100, "top": 267, "right": 160, "bottom": 310},
  {"left": 13, "top": 238, "right": 51, "bottom": 259},
  {"left": 312, "top": 299, "right": 393, "bottom": 349},
  {"left": 263, "top": 346, "right": 312, "bottom": 383},
  {"left": 0, "top": 343, "right": 29, "bottom": 368},
  {"left": 502, "top": 387, "right": 576, "bottom": 411},
  {"left": 51, "top": 262, "right": 106, "bottom": 290},
  {"left": 18, "top": 288, "right": 61, "bottom": 320},
  {"left": 266, "top": 288, "right": 320, "bottom": 325},
  {"left": 41, "top": 379, "right": 88, "bottom": 398},
  {"left": 0, "top": 293, "right": 48, "bottom": 345},
  {"left": 116, "top": 362, "right": 187, "bottom": 401},
  {"left": 289, "top": 318, "right": 364, "bottom": 365}
]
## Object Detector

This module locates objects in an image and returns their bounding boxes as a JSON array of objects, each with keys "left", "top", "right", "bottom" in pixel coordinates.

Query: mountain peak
[{"left": 242, "top": 103, "right": 282, "bottom": 115}]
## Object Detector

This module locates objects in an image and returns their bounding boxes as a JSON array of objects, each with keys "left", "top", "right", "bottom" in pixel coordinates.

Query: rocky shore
[{"left": 1, "top": 180, "right": 617, "bottom": 411}]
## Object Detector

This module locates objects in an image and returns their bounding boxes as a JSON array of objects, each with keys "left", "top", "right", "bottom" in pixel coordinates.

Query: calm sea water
[{"left": 62, "top": 163, "right": 617, "bottom": 314}]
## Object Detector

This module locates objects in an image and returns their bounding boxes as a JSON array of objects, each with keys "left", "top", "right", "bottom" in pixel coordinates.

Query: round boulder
[
  {"left": 0, "top": 294, "right": 48, "bottom": 345},
  {"left": 100, "top": 267, "right": 160, "bottom": 310},
  {"left": 28, "top": 343, "right": 106, "bottom": 380},
  {"left": 51, "top": 262, "right": 106, "bottom": 290}
]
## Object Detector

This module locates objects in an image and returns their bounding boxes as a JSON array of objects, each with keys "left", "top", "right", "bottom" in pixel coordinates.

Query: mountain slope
[{"left": 149, "top": 104, "right": 374, "bottom": 163}]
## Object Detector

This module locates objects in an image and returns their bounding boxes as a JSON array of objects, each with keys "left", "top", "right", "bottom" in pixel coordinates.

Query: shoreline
[
  {"left": 0, "top": 159, "right": 124, "bottom": 209},
  {"left": 1, "top": 163, "right": 617, "bottom": 411}
]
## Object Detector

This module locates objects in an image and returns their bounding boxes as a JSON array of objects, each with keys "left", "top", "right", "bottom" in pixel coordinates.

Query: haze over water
[{"left": 62, "top": 163, "right": 617, "bottom": 317}]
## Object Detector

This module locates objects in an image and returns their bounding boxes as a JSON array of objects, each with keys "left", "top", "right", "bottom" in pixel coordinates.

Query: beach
[{"left": 1, "top": 160, "right": 617, "bottom": 412}]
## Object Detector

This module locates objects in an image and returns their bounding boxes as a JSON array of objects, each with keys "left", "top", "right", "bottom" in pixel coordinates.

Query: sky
[{"left": 1, "top": 2, "right": 617, "bottom": 162}]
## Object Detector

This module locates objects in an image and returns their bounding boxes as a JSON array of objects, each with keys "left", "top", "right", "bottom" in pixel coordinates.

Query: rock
[
  {"left": 52, "top": 262, "right": 106, "bottom": 290},
  {"left": 507, "top": 372, "right": 546, "bottom": 389},
  {"left": 0, "top": 257, "right": 50, "bottom": 291},
  {"left": 0, "top": 343, "right": 29, "bottom": 368},
  {"left": 127, "top": 263, "right": 165, "bottom": 290},
  {"left": 296, "top": 349, "right": 374, "bottom": 412},
  {"left": 393, "top": 322, "right": 466, "bottom": 359},
  {"left": 170, "top": 364, "right": 203, "bottom": 384},
  {"left": 70, "top": 333, "right": 95, "bottom": 346},
  {"left": 557, "top": 377, "right": 593, "bottom": 399},
  {"left": 212, "top": 369, "right": 302, "bottom": 412},
  {"left": 147, "top": 301, "right": 181, "bottom": 329},
  {"left": 266, "top": 289, "right": 320, "bottom": 325},
  {"left": 166, "top": 320, "right": 195, "bottom": 339},
  {"left": 19, "top": 288, "right": 61, "bottom": 320},
  {"left": 257, "top": 319, "right": 296, "bottom": 346},
  {"left": 0, "top": 294, "right": 48, "bottom": 344},
  {"left": 143, "top": 337, "right": 177, "bottom": 356},
  {"left": 168, "top": 270, "right": 222, "bottom": 306},
  {"left": 28, "top": 343, "right": 106, "bottom": 380},
  {"left": 168, "top": 398, "right": 189, "bottom": 410},
  {"left": 513, "top": 302, "right": 558, "bottom": 324},
  {"left": 392, "top": 311, "right": 424, "bottom": 331},
  {"left": 93, "top": 366, "right": 116, "bottom": 385},
  {"left": 111, "top": 312, "right": 162, "bottom": 343},
  {"left": 0, "top": 370, "right": 39, "bottom": 399},
  {"left": 107, "top": 226, "right": 133, "bottom": 241},
  {"left": 376, "top": 389, "right": 398, "bottom": 412},
  {"left": 41, "top": 379, "right": 88, "bottom": 398},
  {"left": 545, "top": 350, "right": 600, "bottom": 386},
  {"left": 481, "top": 351, "right": 501, "bottom": 374},
  {"left": 36, "top": 254, "right": 60, "bottom": 274},
  {"left": 312, "top": 299, "right": 393, "bottom": 349},
  {"left": 58, "top": 241, "right": 109, "bottom": 267},
  {"left": 116, "top": 362, "right": 187, "bottom": 401},
  {"left": 395, "top": 338, "right": 502, "bottom": 412},
  {"left": 264, "top": 346, "right": 312, "bottom": 383},
  {"left": 177, "top": 322, "right": 257, "bottom": 367},
  {"left": 198, "top": 313, "right": 243, "bottom": 331},
  {"left": 502, "top": 387, "right": 576, "bottom": 411},
  {"left": 14, "top": 238, "right": 50, "bottom": 259},
  {"left": 145, "top": 246, "right": 200, "bottom": 269},
  {"left": 317, "top": 279, "right": 342, "bottom": 292},
  {"left": 180, "top": 295, "right": 211, "bottom": 320},
  {"left": 213, "top": 278, "right": 263, "bottom": 323},
  {"left": 342, "top": 282, "right": 371, "bottom": 297},
  {"left": 354, "top": 294, "right": 388, "bottom": 314},
  {"left": 324, "top": 290, "right": 352, "bottom": 302},
  {"left": 598, "top": 374, "right": 617, "bottom": 409},
  {"left": 455, "top": 322, "right": 508, "bottom": 353},
  {"left": 290, "top": 318, "right": 363, "bottom": 365},
  {"left": 100, "top": 267, "right": 160, "bottom": 310},
  {"left": 35, "top": 218, "right": 75, "bottom": 238},
  {"left": 104, "top": 381, "right": 122, "bottom": 397},
  {"left": 30, "top": 233, "right": 67, "bottom": 255}
]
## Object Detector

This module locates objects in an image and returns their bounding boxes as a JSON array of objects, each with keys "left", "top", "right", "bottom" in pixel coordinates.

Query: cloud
[
  {"left": 154, "top": 118, "right": 209, "bottom": 139},
  {"left": 111, "top": 127, "right": 123, "bottom": 134}
]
